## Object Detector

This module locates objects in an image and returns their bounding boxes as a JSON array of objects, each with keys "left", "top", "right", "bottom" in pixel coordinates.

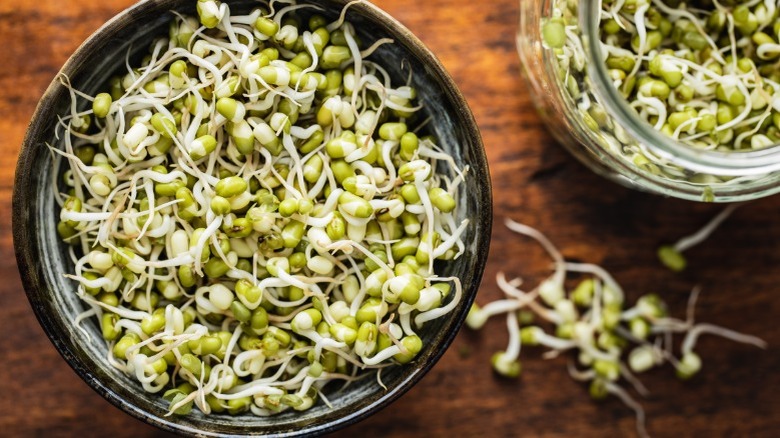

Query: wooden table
[{"left": 2, "top": 0, "right": 778, "bottom": 436}]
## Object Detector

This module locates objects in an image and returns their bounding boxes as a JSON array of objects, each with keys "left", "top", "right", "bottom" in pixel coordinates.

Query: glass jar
[{"left": 516, "top": 0, "right": 780, "bottom": 202}]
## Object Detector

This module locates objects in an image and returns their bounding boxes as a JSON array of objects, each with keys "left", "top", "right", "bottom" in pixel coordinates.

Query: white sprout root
[{"left": 673, "top": 203, "right": 741, "bottom": 253}]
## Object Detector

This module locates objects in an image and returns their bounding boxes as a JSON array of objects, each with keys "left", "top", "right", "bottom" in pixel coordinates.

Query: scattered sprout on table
[
  {"left": 657, "top": 202, "right": 741, "bottom": 272},
  {"left": 51, "top": 0, "right": 470, "bottom": 417},
  {"left": 468, "top": 218, "right": 766, "bottom": 438}
]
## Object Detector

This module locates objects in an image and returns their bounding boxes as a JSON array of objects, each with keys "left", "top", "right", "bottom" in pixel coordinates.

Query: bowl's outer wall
[{"left": 13, "top": 0, "right": 492, "bottom": 436}]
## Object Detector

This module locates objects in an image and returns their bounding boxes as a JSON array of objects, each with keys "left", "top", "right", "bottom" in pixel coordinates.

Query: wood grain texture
[{"left": 1, "top": 0, "right": 778, "bottom": 437}]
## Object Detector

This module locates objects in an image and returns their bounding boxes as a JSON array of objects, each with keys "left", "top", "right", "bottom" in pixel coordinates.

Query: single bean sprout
[{"left": 657, "top": 203, "right": 741, "bottom": 271}]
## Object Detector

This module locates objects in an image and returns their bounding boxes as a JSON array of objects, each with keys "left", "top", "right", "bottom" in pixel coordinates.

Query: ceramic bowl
[{"left": 13, "top": 0, "right": 491, "bottom": 435}]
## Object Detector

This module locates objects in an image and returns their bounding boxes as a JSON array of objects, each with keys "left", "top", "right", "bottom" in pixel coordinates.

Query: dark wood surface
[{"left": 2, "top": 0, "right": 778, "bottom": 437}]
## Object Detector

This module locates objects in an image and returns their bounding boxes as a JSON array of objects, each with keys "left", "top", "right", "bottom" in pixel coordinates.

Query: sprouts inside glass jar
[{"left": 518, "top": 0, "right": 780, "bottom": 202}]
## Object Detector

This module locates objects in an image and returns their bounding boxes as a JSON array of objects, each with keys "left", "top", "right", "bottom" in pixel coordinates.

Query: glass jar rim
[{"left": 581, "top": 0, "right": 780, "bottom": 177}]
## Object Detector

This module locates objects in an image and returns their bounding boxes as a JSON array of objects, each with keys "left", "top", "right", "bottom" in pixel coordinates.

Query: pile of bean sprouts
[
  {"left": 52, "top": 0, "right": 468, "bottom": 416},
  {"left": 541, "top": 0, "right": 780, "bottom": 194},
  {"left": 596, "top": 0, "right": 780, "bottom": 150}
]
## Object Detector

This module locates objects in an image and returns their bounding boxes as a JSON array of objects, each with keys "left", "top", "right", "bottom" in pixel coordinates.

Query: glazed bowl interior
[{"left": 13, "top": 0, "right": 491, "bottom": 436}]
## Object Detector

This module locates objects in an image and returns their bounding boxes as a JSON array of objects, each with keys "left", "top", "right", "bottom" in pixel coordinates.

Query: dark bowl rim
[{"left": 12, "top": 0, "right": 493, "bottom": 436}]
